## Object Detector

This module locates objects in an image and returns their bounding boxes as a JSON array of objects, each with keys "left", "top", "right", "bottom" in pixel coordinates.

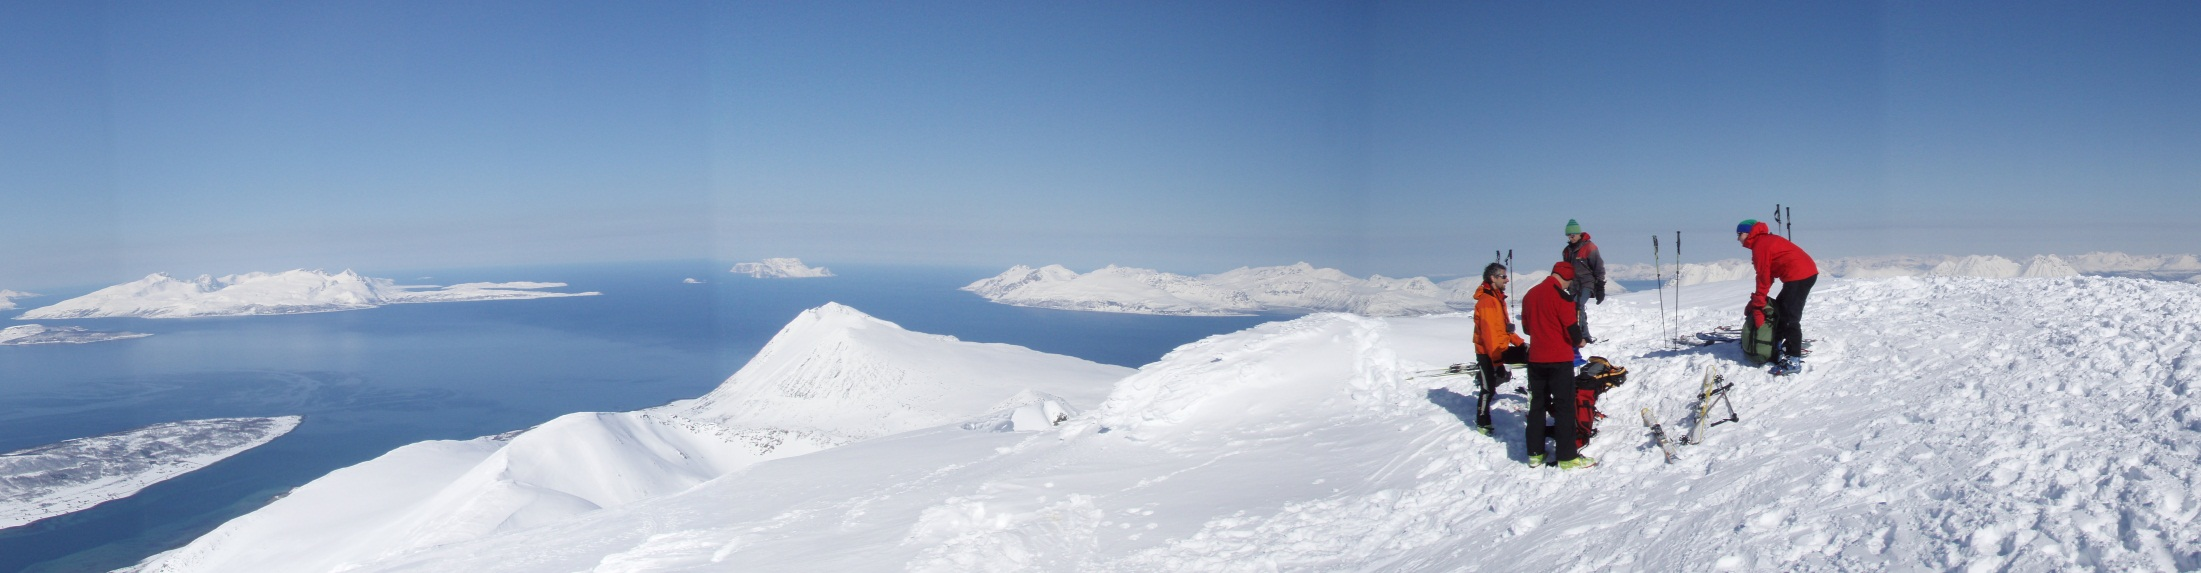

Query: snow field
[{"left": 130, "top": 276, "right": 2201, "bottom": 572}]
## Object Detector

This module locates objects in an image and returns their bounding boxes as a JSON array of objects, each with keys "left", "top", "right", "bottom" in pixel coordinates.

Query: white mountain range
[
  {"left": 13, "top": 270, "right": 597, "bottom": 320},
  {"left": 964, "top": 263, "right": 1493, "bottom": 317},
  {"left": 731, "top": 258, "right": 834, "bottom": 278},
  {"left": 126, "top": 273, "right": 2201, "bottom": 571}
]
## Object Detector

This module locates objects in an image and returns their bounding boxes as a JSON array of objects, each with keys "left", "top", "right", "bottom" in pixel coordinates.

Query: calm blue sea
[{"left": 0, "top": 261, "right": 1273, "bottom": 573}]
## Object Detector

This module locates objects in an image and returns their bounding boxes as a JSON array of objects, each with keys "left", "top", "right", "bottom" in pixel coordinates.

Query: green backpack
[{"left": 1742, "top": 304, "right": 1781, "bottom": 365}]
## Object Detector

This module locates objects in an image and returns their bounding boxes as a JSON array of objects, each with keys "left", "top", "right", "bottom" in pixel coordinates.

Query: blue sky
[{"left": 3, "top": 1, "right": 2196, "bottom": 289}]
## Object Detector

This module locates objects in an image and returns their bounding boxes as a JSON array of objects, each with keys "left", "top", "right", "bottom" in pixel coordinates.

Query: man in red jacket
[
  {"left": 1738, "top": 219, "right": 1819, "bottom": 373},
  {"left": 1520, "top": 261, "right": 1593, "bottom": 469}
]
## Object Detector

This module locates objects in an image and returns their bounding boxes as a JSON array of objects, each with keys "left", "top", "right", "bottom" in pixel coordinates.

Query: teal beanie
[{"left": 1565, "top": 219, "right": 1582, "bottom": 235}]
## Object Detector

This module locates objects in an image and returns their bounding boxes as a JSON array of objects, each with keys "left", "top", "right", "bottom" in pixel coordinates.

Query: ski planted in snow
[
  {"left": 1682, "top": 366, "right": 1738, "bottom": 446},
  {"left": 1642, "top": 407, "right": 1678, "bottom": 464}
]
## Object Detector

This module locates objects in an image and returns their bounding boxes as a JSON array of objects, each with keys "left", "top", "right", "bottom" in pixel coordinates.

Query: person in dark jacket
[
  {"left": 1561, "top": 219, "right": 1606, "bottom": 344},
  {"left": 1737, "top": 219, "right": 1818, "bottom": 371},
  {"left": 1471, "top": 262, "right": 1528, "bottom": 435},
  {"left": 1520, "top": 261, "right": 1595, "bottom": 469}
]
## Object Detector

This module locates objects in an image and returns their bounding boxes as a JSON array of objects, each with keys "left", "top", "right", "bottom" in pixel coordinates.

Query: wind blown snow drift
[{"left": 132, "top": 277, "right": 2201, "bottom": 572}]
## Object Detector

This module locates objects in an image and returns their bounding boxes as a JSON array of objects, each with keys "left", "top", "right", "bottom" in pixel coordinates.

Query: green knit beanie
[{"left": 1564, "top": 219, "right": 1582, "bottom": 235}]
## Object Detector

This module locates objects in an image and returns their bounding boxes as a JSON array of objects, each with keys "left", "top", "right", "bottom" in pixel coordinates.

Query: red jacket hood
[{"left": 1741, "top": 222, "right": 1771, "bottom": 248}]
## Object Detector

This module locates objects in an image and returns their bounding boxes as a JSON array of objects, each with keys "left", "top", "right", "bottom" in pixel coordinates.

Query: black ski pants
[
  {"left": 1525, "top": 362, "right": 1580, "bottom": 462},
  {"left": 1775, "top": 274, "right": 1816, "bottom": 360},
  {"left": 1474, "top": 346, "right": 1528, "bottom": 428}
]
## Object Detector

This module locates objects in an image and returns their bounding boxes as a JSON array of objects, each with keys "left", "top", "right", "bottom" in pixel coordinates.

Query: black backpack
[{"left": 1564, "top": 357, "right": 1628, "bottom": 448}]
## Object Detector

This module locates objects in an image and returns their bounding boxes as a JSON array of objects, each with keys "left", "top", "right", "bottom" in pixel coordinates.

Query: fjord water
[{"left": 0, "top": 261, "right": 1273, "bottom": 573}]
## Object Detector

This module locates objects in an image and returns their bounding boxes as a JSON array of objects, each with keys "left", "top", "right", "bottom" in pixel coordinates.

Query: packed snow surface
[
  {"left": 14, "top": 270, "right": 597, "bottom": 319},
  {"left": 0, "top": 324, "right": 151, "bottom": 345},
  {"left": 732, "top": 258, "right": 834, "bottom": 279},
  {"left": 965, "top": 263, "right": 1503, "bottom": 317},
  {"left": 2, "top": 416, "right": 300, "bottom": 529},
  {"left": 129, "top": 303, "right": 1128, "bottom": 573},
  {"left": 133, "top": 277, "right": 2201, "bottom": 572}
]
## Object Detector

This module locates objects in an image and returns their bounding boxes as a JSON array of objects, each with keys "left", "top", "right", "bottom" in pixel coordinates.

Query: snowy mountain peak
[{"left": 674, "top": 304, "right": 1128, "bottom": 443}]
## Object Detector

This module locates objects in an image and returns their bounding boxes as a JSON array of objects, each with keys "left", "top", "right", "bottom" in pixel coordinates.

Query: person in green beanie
[{"left": 1561, "top": 219, "right": 1606, "bottom": 345}]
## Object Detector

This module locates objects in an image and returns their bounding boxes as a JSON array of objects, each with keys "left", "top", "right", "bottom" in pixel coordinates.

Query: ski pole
[{"left": 1654, "top": 235, "right": 1667, "bottom": 349}]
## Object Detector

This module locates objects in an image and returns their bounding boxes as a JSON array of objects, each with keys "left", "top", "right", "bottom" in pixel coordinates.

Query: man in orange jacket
[
  {"left": 1522, "top": 261, "right": 1593, "bottom": 469},
  {"left": 1471, "top": 262, "right": 1528, "bottom": 435}
]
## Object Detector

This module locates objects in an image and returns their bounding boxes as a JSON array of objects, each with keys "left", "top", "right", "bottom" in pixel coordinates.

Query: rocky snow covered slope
[
  {"left": 3, "top": 417, "right": 300, "bottom": 529},
  {"left": 133, "top": 277, "right": 2201, "bottom": 572}
]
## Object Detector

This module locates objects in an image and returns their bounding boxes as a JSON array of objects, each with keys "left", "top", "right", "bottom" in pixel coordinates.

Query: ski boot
[
  {"left": 1476, "top": 425, "right": 1493, "bottom": 437},
  {"left": 1558, "top": 456, "right": 1599, "bottom": 470},
  {"left": 1528, "top": 454, "right": 1545, "bottom": 467},
  {"left": 1768, "top": 356, "right": 1804, "bottom": 376}
]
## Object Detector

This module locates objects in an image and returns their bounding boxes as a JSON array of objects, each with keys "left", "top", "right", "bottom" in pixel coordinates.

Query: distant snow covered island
[
  {"left": 731, "top": 258, "right": 834, "bottom": 278},
  {"left": 0, "top": 290, "right": 35, "bottom": 311},
  {"left": 13, "top": 269, "right": 598, "bottom": 320},
  {"left": 965, "top": 262, "right": 1514, "bottom": 317},
  {"left": 0, "top": 324, "right": 151, "bottom": 345},
  {"left": 2, "top": 416, "right": 301, "bottom": 529}
]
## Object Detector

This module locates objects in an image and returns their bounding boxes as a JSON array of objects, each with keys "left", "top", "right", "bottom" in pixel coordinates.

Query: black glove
[{"left": 1594, "top": 293, "right": 1605, "bottom": 305}]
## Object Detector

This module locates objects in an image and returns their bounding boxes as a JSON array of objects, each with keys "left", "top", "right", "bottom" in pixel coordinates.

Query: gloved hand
[
  {"left": 1594, "top": 292, "right": 1605, "bottom": 305},
  {"left": 1748, "top": 307, "right": 1765, "bottom": 327}
]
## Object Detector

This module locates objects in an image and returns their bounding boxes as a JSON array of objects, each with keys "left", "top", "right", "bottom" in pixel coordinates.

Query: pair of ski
[
  {"left": 1640, "top": 365, "right": 1739, "bottom": 464},
  {"left": 1406, "top": 362, "right": 1523, "bottom": 381}
]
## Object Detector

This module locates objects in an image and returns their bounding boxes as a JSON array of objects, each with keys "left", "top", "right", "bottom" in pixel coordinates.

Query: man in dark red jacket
[
  {"left": 1520, "top": 261, "right": 1594, "bottom": 469},
  {"left": 1738, "top": 219, "right": 1818, "bottom": 371}
]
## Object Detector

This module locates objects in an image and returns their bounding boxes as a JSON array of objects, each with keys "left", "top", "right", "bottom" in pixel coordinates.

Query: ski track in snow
[{"left": 133, "top": 276, "right": 2201, "bottom": 572}]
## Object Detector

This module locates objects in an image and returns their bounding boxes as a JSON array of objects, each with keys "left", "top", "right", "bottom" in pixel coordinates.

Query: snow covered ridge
[
  {"left": 1604, "top": 251, "right": 2201, "bottom": 286},
  {"left": 732, "top": 257, "right": 834, "bottom": 278},
  {"left": 1, "top": 416, "right": 300, "bottom": 529},
  {"left": 0, "top": 324, "right": 151, "bottom": 345},
  {"left": 965, "top": 262, "right": 1489, "bottom": 317},
  {"left": 12, "top": 269, "right": 598, "bottom": 319},
  {"left": 125, "top": 275, "right": 2201, "bottom": 572},
  {"left": 127, "top": 302, "right": 1130, "bottom": 573}
]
